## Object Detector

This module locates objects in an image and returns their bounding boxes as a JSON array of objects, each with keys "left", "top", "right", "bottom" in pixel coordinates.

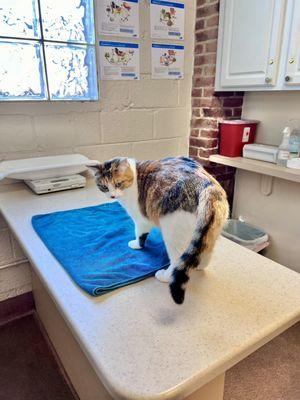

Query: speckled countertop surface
[{"left": 0, "top": 180, "right": 300, "bottom": 400}]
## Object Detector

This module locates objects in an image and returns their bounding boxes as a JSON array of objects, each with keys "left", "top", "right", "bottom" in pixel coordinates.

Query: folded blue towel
[{"left": 32, "top": 202, "right": 170, "bottom": 296}]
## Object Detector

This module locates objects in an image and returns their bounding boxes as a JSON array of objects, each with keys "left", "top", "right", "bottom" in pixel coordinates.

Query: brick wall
[{"left": 190, "top": 0, "right": 244, "bottom": 207}]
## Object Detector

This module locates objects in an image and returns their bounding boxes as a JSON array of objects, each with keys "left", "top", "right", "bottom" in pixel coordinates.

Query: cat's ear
[
  {"left": 86, "top": 161, "right": 102, "bottom": 175},
  {"left": 118, "top": 158, "right": 130, "bottom": 174}
]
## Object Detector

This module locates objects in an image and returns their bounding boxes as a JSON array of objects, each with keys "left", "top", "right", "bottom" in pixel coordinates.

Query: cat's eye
[
  {"left": 115, "top": 182, "right": 122, "bottom": 188},
  {"left": 98, "top": 184, "right": 109, "bottom": 192}
]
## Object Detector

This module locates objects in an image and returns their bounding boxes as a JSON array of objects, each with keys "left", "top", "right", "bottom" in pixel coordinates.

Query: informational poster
[
  {"left": 99, "top": 41, "right": 140, "bottom": 80},
  {"left": 98, "top": 0, "right": 140, "bottom": 38},
  {"left": 151, "top": 44, "right": 184, "bottom": 79},
  {"left": 150, "top": 0, "right": 185, "bottom": 40}
]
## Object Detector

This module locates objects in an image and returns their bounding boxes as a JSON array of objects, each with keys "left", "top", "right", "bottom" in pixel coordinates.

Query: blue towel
[{"left": 32, "top": 202, "right": 170, "bottom": 296}]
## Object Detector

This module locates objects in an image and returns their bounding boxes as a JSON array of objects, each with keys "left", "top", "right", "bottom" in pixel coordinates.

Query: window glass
[
  {"left": 45, "top": 43, "right": 97, "bottom": 100},
  {"left": 0, "top": 0, "right": 41, "bottom": 39},
  {"left": 40, "top": 0, "right": 95, "bottom": 44},
  {"left": 0, "top": 39, "right": 47, "bottom": 100}
]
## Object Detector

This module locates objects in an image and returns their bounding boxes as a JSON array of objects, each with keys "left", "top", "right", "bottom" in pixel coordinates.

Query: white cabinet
[
  {"left": 283, "top": 0, "right": 300, "bottom": 86},
  {"left": 215, "top": 0, "right": 300, "bottom": 91}
]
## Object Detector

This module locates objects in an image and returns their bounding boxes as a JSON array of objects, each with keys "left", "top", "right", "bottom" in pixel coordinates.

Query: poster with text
[
  {"left": 99, "top": 41, "right": 140, "bottom": 80},
  {"left": 151, "top": 44, "right": 184, "bottom": 79},
  {"left": 150, "top": 0, "right": 184, "bottom": 40},
  {"left": 98, "top": 0, "right": 140, "bottom": 37}
]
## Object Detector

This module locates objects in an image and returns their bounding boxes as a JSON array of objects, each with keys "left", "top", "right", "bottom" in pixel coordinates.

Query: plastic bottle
[
  {"left": 289, "top": 129, "right": 300, "bottom": 159},
  {"left": 277, "top": 127, "right": 291, "bottom": 167}
]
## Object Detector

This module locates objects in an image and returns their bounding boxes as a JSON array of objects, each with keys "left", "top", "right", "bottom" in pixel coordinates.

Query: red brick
[
  {"left": 193, "top": 97, "right": 219, "bottom": 107},
  {"left": 203, "top": 88, "right": 215, "bottom": 97},
  {"left": 203, "top": 65, "right": 216, "bottom": 76},
  {"left": 193, "top": 67, "right": 203, "bottom": 76},
  {"left": 222, "top": 97, "right": 243, "bottom": 107},
  {"left": 191, "top": 88, "right": 202, "bottom": 97},
  {"left": 192, "top": 107, "right": 201, "bottom": 117},
  {"left": 194, "top": 53, "right": 216, "bottom": 66},
  {"left": 194, "top": 44, "right": 204, "bottom": 54},
  {"left": 233, "top": 107, "right": 243, "bottom": 117},
  {"left": 192, "top": 98, "right": 203, "bottom": 108},
  {"left": 195, "top": 19, "right": 205, "bottom": 31},
  {"left": 192, "top": 118, "right": 218, "bottom": 129},
  {"left": 194, "top": 76, "right": 215, "bottom": 88},
  {"left": 199, "top": 129, "right": 219, "bottom": 138},
  {"left": 223, "top": 108, "right": 233, "bottom": 118},
  {"left": 189, "top": 146, "right": 199, "bottom": 156},
  {"left": 198, "top": 147, "right": 218, "bottom": 158},
  {"left": 205, "top": 40, "right": 218, "bottom": 53},
  {"left": 196, "top": 28, "right": 218, "bottom": 42},
  {"left": 190, "top": 137, "right": 218, "bottom": 148},
  {"left": 190, "top": 129, "right": 200, "bottom": 137},
  {"left": 194, "top": 56, "right": 202, "bottom": 66},
  {"left": 203, "top": 107, "right": 224, "bottom": 118},
  {"left": 196, "top": 3, "right": 219, "bottom": 19},
  {"left": 206, "top": 14, "right": 219, "bottom": 27}
]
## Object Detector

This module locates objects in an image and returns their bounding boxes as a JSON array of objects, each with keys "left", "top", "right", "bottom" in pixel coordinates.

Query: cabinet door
[
  {"left": 283, "top": 0, "right": 300, "bottom": 86},
  {"left": 216, "top": 0, "right": 285, "bottom": 89}
]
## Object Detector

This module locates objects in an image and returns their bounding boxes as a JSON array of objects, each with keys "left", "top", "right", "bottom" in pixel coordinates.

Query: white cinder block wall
[{"left": 0, "top": 0, "right": 196, "bottom": 301}]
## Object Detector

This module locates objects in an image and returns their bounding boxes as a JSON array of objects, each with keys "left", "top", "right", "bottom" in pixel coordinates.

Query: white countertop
[{"left": 0, "top": 180, "right": 299, "bottom": 400}]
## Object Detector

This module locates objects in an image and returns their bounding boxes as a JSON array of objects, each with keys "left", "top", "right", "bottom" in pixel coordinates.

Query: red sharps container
[{"left": 219, "top": 120, "right": 259, "bottom": 157}]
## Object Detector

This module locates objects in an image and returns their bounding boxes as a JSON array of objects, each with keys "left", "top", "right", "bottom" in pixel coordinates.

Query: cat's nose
[{"left": 110, "top": 195, "right": 116, "bottom": 199}]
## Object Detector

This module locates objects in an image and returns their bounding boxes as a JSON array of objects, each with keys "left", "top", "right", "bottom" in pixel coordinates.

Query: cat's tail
[{"left": 169, "top": 182, "right": 229, "bottom": 305}]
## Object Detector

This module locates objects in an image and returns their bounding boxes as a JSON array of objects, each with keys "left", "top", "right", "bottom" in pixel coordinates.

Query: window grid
[{"left": 0, "top": 0, "right": 98, "bottom": 101}]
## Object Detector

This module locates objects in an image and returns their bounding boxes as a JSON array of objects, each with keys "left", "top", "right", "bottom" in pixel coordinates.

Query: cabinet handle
[
  {"left": 285, "top": 75, "right": 291, "bottom": 82},
  {"left": 265, "top": 77, "right": 272, "bottom": 84}
]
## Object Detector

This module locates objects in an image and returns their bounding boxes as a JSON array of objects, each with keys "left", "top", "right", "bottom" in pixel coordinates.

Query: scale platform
[{"left": 25, "top": 174, "right": 86, "bottom": 195}]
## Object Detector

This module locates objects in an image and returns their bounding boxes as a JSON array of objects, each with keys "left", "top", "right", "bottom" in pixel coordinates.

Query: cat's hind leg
[{"left": 155, "top": 210, "right": 196, "bottom": 283}]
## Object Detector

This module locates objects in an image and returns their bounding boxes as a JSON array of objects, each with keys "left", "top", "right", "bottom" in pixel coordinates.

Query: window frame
[{"left": 0, "top": 0, "right": 99, "bottom": 102}]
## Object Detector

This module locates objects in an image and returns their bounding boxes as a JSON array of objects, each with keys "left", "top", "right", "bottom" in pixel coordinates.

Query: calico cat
[{"left": 90, "top": 157, "right": 229, "bottom": 304}]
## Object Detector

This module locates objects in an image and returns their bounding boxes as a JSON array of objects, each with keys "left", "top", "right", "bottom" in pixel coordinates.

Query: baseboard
[{"left": 0, "top": 292, "right": 35, "bottom": 326}]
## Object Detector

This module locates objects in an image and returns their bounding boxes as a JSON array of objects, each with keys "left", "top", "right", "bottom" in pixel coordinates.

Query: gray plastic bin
[{"left": 222, "top": 219, "right": 269, "bottom": 252}]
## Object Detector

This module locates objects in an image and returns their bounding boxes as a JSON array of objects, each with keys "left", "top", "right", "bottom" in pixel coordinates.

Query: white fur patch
[
  {"left": 159, "top": 210, "right": 197, "bottom": 264},
  {"left": 155, "top": 267, "right": 172, "bottom": 283},
  {"left": 128, "top": 239, "right": 142, "bottom": 250}
]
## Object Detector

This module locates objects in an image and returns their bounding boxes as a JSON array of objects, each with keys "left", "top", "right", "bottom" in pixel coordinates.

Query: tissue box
[{"left": 243, "top": 144, "right": 278, "bottom": 163}]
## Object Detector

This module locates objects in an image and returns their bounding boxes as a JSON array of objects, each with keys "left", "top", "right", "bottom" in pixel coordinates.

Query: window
[{"left": 0, "top": 0, "right": 98, "bottom": 101}]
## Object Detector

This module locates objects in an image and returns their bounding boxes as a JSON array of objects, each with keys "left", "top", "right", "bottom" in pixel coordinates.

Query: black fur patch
[
  {"left": 139, "top": 233, "right": 149, "bottom": 247},
  {"left": 169, "top": 268, "right": 189, "bottom": 304}
]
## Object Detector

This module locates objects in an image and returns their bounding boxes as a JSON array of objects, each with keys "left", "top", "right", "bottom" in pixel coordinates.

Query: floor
[
  {"left": 0, "top": 313, "right": 77, "bottom": 400},
  {"left": 0, "top": 314, "right": 299, "bottom": 400},
  {"left": 224, "top": 321, "right": 300, "bottom": 400}
]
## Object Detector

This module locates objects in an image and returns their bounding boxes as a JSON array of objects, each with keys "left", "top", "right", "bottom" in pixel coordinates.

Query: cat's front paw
[
  {"left": 128, "top": 239, "right": 142, "bottom": 250},
  {"left": 155, "top": 269, "right": 171, "bottom": 283}
]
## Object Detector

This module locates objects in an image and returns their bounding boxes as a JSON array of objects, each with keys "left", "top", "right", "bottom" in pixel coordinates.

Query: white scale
[
  {"left": 0, "top": 154, "right": 99, "bottom": 195},
  {"left": 25, "top": 174, "right": 86, "bottom": 195}
]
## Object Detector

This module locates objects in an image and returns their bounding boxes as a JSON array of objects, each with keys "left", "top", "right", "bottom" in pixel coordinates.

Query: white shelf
[{"left": 209, "top": 155, "right": 300, "bottom": 184}]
